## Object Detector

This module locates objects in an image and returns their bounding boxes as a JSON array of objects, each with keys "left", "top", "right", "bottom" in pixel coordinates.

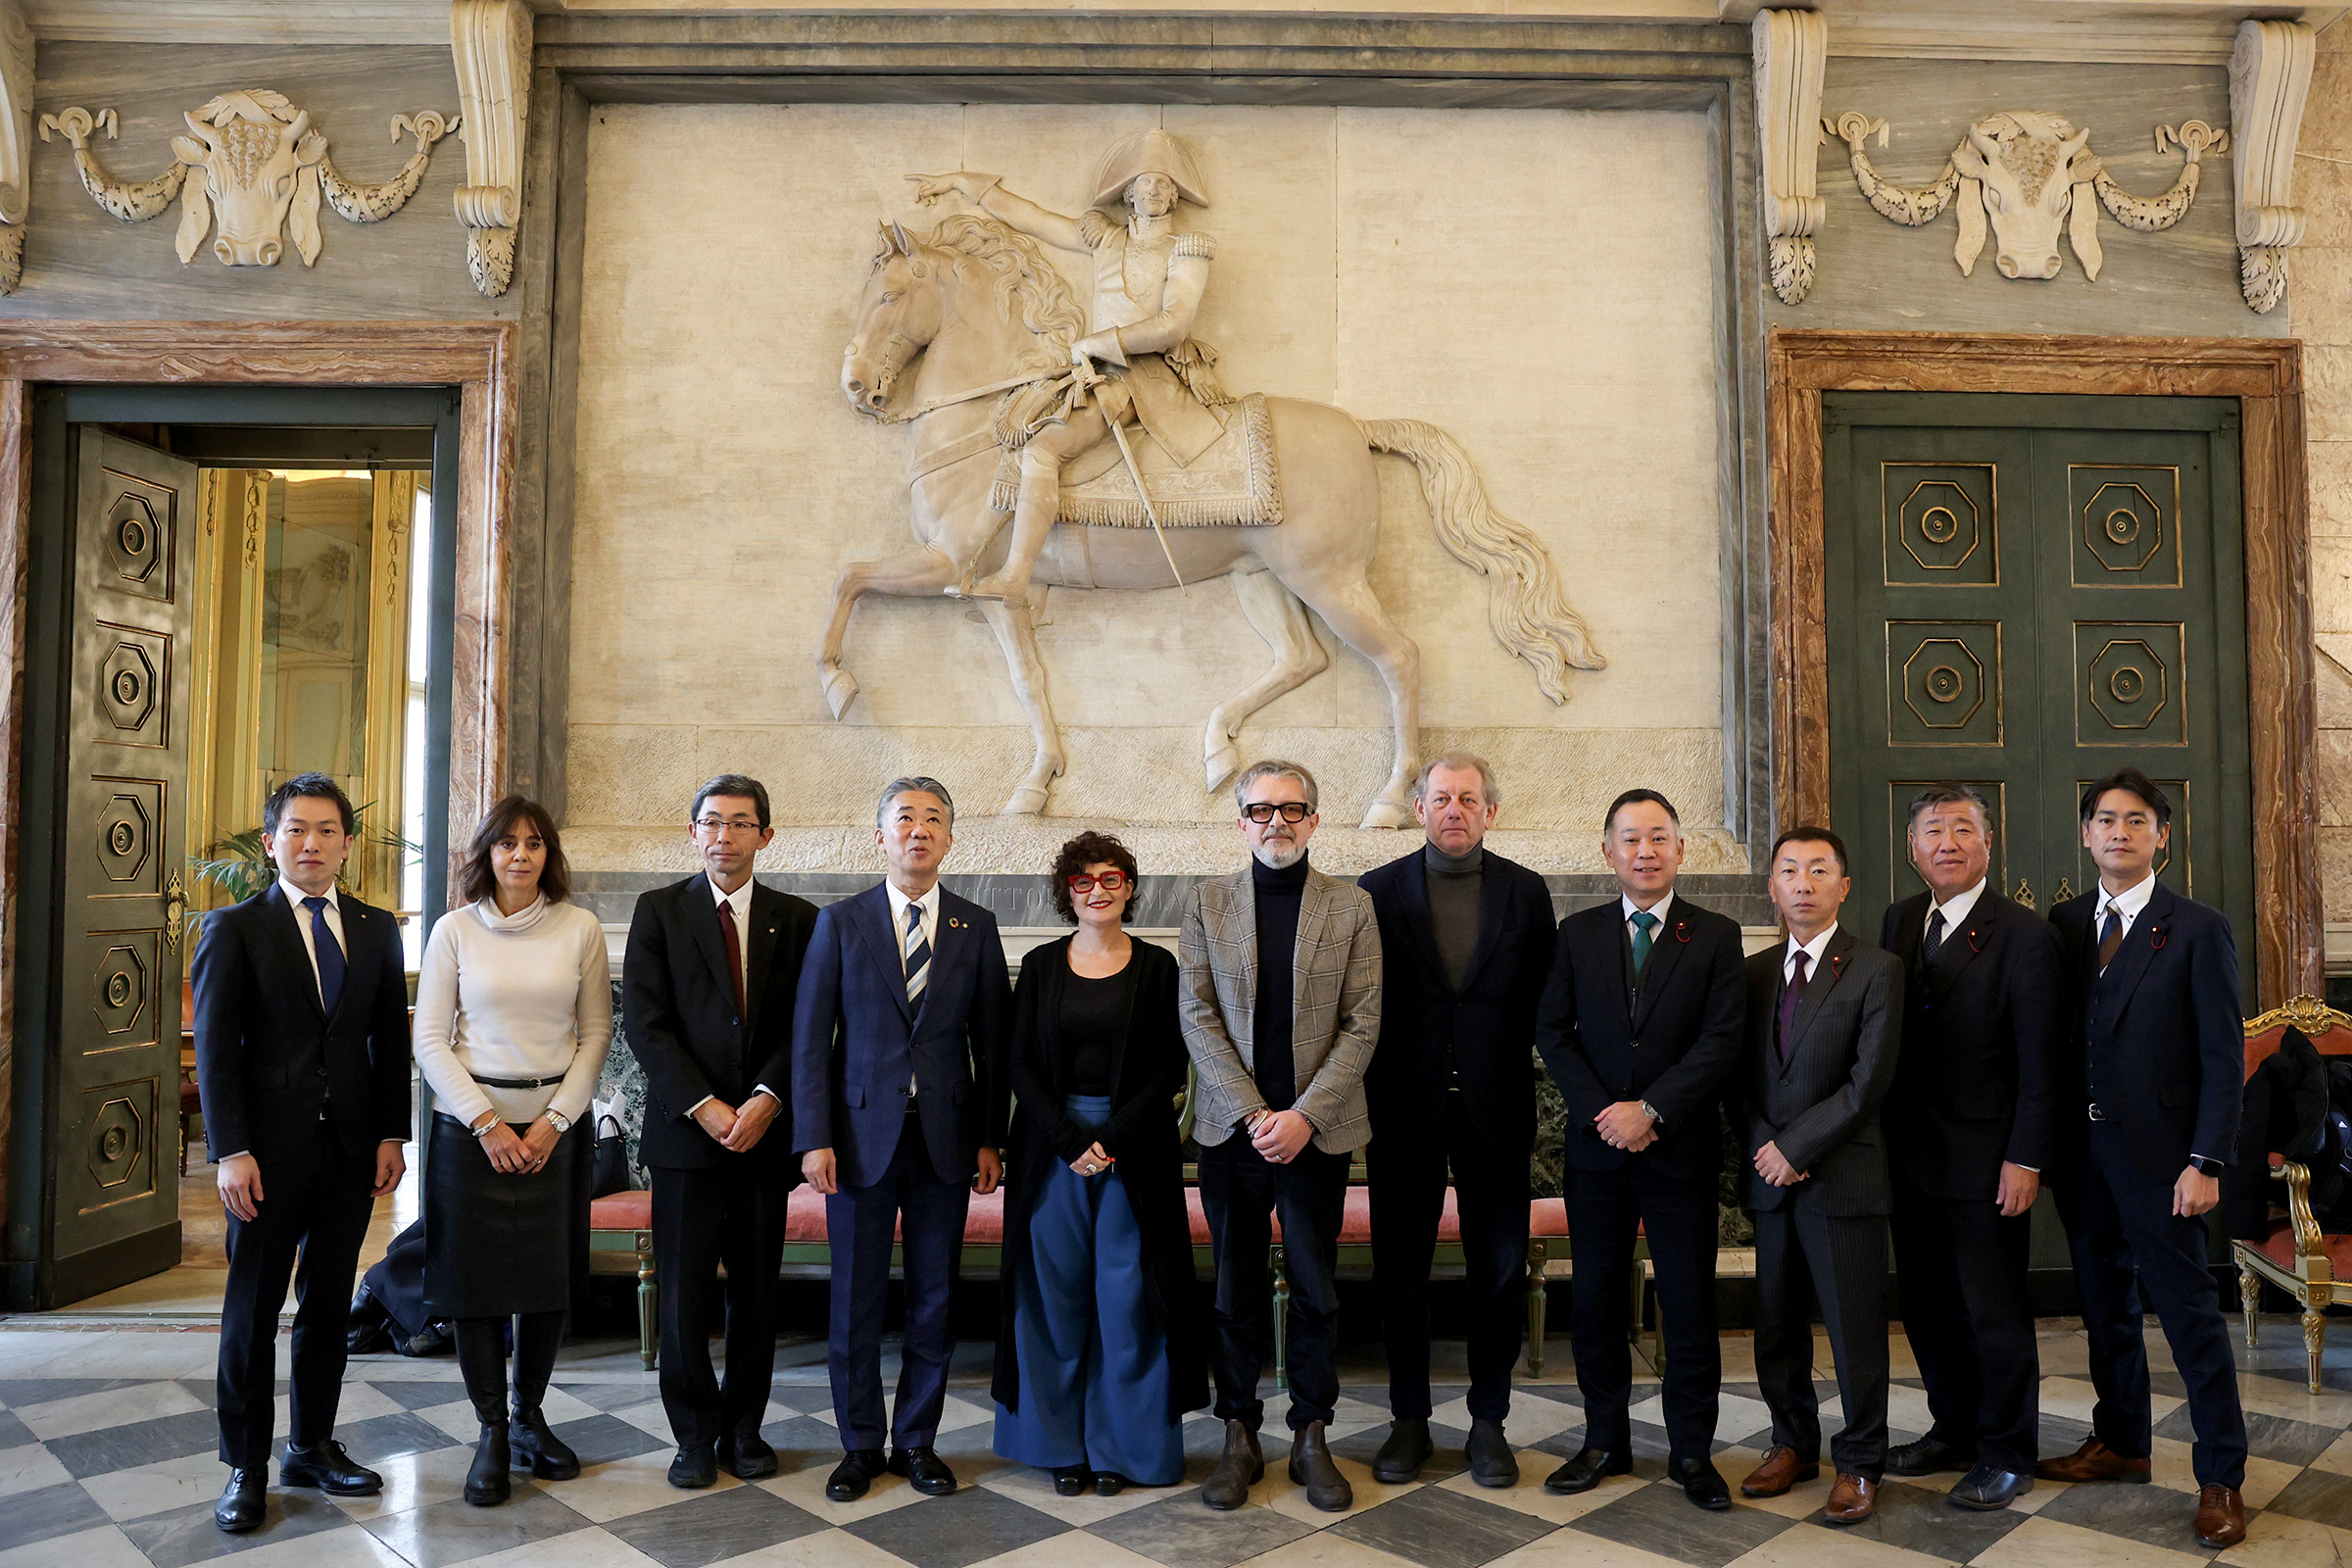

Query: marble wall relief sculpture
[
  {"left": 2229, "top": 20, "right": 2316, "bottom": 314},
  {"left": 38, "top": 90, "right": 455, "bottom": 269},
  {"left": 1752, "top": 7, "right": 1828, "bottom": 305},
  {"left": 824, "top": 129, "right": 1606, "bottom": 830},
  {"left": 0, "top": 0, "right": 31, "bottom": 294},
  {"left": 450, "top": 0, "right": 532, "bottom": 298},
  {"left": 1826, "top": 109, "right": 2223, "bottom": 282}
]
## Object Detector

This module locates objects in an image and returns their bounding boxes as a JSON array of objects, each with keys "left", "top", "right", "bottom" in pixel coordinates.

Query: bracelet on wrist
[{"left": 469, "top": 1113, "right": 498, "bottom": 1139}]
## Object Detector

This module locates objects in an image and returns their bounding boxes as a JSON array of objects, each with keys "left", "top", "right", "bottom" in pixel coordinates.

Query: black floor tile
[
  {"left": 359, "top": 1483, "right": 590, "bottom": 1568},
  {"left": 121, "top": 1489, "right": 358, "bottom": 1568},
  {"left": 604, "top": 1483, "right": 828, "bottom": 1567},
  {"left": 1832, "top": 1477, "right": 2028, "bottom": 1560},
  {"left": 1566, "top": 1478, "right": 1794, "bottom": 1567},
  {"left": 844, "top": 1484, "right": 1072, "bottom": 1568},
  {"left": 2037, "top": 1414, "right": 2094, "bottom": 1456},
  {"left": 0, "top": 1409, "right": 35, "bottom": 1449},
  {"left": 548, "top": 1380, "right": 666, "bottom": 1413},
  {"left": 755, "top": 1413, "right": 842, "bottom": 1461},
  {"left": 0, "top": 1378, "right": 141, "bottom": 1410},
  {"left": 2156, "top": 1403, "right": 2337, "bottom": 1467},
  {"left": 1532, "top": 1419, "right": 1728, "bottom": 1469},
  {"left": 0, "top": 1479, "right": 112, "bottom": 1552},
  {"left": 2034, "top": 1478, "right": 2224, "bottom": 1559},
  {"left": 2263, "top": 1465, "right": 2352, "bottom": 1532},
  {"left": 1329, "top": 1485, "right": 1556, "bottom": 1568},
  {"left": 1330, "top": 1421, "right": 1472, "bottom": 1482},
  {"left": 47, "top": 1407, "right": 221, "bottom": 1479},
  {"left": 357, "top": 1379, "right": 473, "bottom": 1411},
  {"left": 1086, "top": 1489, "right": 1317, "bottom": 1568},
  {"left": 1515, "top": 1382, "right": 1588, "bottom": 1408},
  {"left": 339, "top": 1409, "right": 465, "bottom": 1465},
  {"left": 545, "top": 1411, "right": 669, "bottom": 1467}
]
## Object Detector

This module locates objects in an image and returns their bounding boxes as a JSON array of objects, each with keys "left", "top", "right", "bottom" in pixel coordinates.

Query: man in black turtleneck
[
  {"left": 1179, "top": 759, "right": 1382, "bottom": 1515},
  {"left": 1359, "top": 754, "right": 1556, "bottom": 1487}
]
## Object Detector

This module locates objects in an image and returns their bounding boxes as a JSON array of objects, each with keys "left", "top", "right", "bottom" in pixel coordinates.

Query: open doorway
[{"left": 6, "top": 388, "right": 460, "bottom": 1311}]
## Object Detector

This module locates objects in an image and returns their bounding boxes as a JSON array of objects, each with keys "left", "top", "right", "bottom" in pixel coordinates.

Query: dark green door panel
[{"left": 1823, "top": 393, "right": 2254, "bottom": 989}]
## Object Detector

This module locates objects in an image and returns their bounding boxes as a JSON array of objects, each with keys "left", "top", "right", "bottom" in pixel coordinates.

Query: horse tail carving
[{"left": 1358, "top": 417, "right": 1605, "bottom": 702}]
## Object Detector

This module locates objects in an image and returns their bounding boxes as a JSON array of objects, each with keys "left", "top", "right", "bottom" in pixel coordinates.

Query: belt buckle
[{"left": 2087, "top": 1103, "right": 2107, "bottom": 1122}]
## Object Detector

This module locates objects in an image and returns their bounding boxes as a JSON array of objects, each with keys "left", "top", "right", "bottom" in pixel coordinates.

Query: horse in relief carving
[{"left": 823, "top": 214, "right": 1604, "bottom": 828}]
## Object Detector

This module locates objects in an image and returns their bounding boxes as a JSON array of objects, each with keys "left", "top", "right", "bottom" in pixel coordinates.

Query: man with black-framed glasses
[
  {"left": 1179, "top": 759, "right": 1382, "bottom": 1514},
  {"left": 622, "top": 774, "right": 819, "bottom": 1488}
]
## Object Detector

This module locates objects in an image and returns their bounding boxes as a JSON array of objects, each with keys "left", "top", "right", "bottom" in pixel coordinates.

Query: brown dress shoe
[
  {"left": 2193, "top": 1484, "right": 2246, "bottom": 1547},
  {"left": 2033, "top": 1438, "right": 2152, "bottom": 1485},
  {"left": 1824, "top": 1473, "right": 1877, "bottom": 1524},
  {"left": 1740, "top": 1446, "right": 1821, "bottom": 1497}
]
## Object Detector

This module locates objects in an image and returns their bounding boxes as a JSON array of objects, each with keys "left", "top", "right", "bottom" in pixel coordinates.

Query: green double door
[{"left": 1824, "top": 393, "right": 2255, "bottom": 976}]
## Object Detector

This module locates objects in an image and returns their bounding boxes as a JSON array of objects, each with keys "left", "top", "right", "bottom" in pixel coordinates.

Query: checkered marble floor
[{"left": 6, "top": 1321, "right": 2352, "bottom": 1568}]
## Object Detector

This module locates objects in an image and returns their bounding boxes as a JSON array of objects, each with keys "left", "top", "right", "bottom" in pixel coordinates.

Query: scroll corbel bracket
[
  {"left": 2229, "top": 19, "right": 2316, "bottom": 314},
  {"left": 0, "top": 0, "right": 34, "bottom": 294},
  {"left": 451, "top": 0, "right": 532, "bottom": 298},
  {"left": 1752, "top": 8, "right": 1828, "bottom": 305}
]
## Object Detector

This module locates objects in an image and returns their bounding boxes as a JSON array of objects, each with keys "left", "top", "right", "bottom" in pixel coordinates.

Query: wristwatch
[
  {"left": 2188, "top": 1154, "right": 2225, "bottom": 1177},
  {"left": 1640, "top": 1101, "right": 1662, "bottom": 1127},
  {"left": 544, "top": 1108, "right": 572, "bottom": 1134}
]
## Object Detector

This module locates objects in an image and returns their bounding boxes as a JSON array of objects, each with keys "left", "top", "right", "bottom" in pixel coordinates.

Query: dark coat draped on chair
[{"left": 991, "top": 936, "right": 1207, "bottom": 1424}]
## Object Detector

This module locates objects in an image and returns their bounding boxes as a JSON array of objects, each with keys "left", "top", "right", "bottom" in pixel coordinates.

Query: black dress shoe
[
  {"left": 1948, "top": 1463, "right": 2034, "bottom": 1510},
  {"left": 1670, "top": 1455, "right": 1733, "bottom": 1511},
  {"left": 826, "top": 1448, "right": 888, "bottom": 1502},
  {"left": 1465, "top": 1420, "right": 1518, "bottom": 1488},
  {"left": 722, "top": 1431, "right": 777, "bottom": 1481},
  {"left": 1886, "top": 1437, "right": 1975, "bottom": 1477},
  {"left": 891, "top": 1446, "right": 957, "bottom": 1495},
  {"left": 214, "top": 1467, "right": 266, "bottom": 1533},
  {"left": 1544, "top": 1446, "right": 1631, "bottom": 1494},
  {"left": 1095, "top": 1471, "right": 1129, "bottom": 1496},
  {"left": 1373, "top": 1418, "right": 1435, "bottom": 1483},
  {"left": 667, "top": 1443, "right": 718, "bottom": 1489},
  {"left": 1053, "top": 1465, "right": 1092, "bottom": 1496},
  {"left": 279, "top": 1440, "right": 382, "bottom": 1496}
]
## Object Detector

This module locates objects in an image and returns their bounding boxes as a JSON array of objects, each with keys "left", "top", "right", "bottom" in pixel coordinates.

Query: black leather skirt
[{"left": 423, "top": 1111, "right": 582, "bottom": 1318}]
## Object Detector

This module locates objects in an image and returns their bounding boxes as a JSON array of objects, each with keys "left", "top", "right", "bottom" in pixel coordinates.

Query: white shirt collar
[
  {"left": 2099, "top": 871, "right": 2159, "bottom": 922},
  {"left": 885, "top": 879, "right": 940, "bottom": 925},
  {"left": 709, "top": 873, "right": 756, "bottom": 920},
  {"left": 1785, "top": 921, "right": 1838, "bottom": 975},
  {"left": 1930, "top": 877, "right": 1987, "bottom": 932},
  {"left": 278, "top": 876, "right": 339, "bottom": 911},
  {"left": 1620, "top": 890, "right": 1674, "bottom": 931}
]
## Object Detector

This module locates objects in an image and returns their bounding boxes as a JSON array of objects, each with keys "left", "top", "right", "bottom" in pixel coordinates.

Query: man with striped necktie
[{"left": 795, "top": 777, "right": 1010, "bottom": 1503}]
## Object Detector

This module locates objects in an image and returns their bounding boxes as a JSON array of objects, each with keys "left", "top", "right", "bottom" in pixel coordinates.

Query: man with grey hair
[
  {"left": 1356, "top": 752, "right": 1555, "bottom": 1486},
  {"left": 1181, "top": 759, "right": 1382, "bottom": 1514},
  {"left": 793, "top": 776, "right": 1008, "bottom": 1502}
]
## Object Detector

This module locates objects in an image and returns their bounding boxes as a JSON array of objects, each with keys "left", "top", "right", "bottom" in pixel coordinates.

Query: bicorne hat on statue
[{"left": 1091, "top": 127, "right": 1211, "bottom": 210}]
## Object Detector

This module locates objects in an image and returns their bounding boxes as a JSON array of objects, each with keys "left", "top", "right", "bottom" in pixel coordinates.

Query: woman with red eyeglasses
[{"left": 992, "top": 830, "right": 1206, "bottom": 1494}]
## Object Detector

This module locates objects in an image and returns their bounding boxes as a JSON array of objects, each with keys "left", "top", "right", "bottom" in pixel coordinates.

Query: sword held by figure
[{"left": 1069, "top": 346, "right": 1187, "bottom": 594}]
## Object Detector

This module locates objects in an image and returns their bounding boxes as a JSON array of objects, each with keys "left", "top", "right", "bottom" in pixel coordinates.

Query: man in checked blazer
[
  {"left": 795, "top": 777, "right": 1009, "bottom": 1504},
  {"left": 1179, "top": 759, "right": 1381, "bottom": 1515},
  {"left": 1737, "top": 826, "right": 1903, "bottom": 1526}
]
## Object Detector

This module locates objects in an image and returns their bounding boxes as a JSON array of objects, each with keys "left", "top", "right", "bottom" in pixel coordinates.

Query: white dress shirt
[
  {"left": 885, "top": 880, "right": 942, "bottom": 1099},
  {"left": 278, "top": 875, "right": 346, "bottom": 1007},
  {"left": 1927, "top": 877, "right": 1986, "bottom": 942},
  {"left": 2095, "top": 871, "right": 2160, "bottom": 954},
  {"left": 1784, "top": 921, "right": 1838, "bottom": 984},
  {"left": 1621, "top": 890, "right": 1675, "bottom": 950},
  {"left": 688, "top": 873, "right": 778, "bottom": 1117}
]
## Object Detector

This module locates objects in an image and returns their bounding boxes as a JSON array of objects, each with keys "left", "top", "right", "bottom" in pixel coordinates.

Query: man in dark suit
[
  {"left": 1534, "top": 788, "right": 1745, "bottom": 1510},
  {"left": 193, "top": 774, "right": 411, "bottom": 1533},
  {"left": 1736, "top": 826, "right": 1902, "bottom": 1526},
  {"left": 1359, "top": 753, "right": 1556, "bottom": 1488},
  {"left": 2037, "top": 769, "right": 2249, "bottom": 1549},
  {"left": 1880, "top": 784, "right": 2063, "bottom": 1510},
  {"left": 795, "top": 776, "right": 1009, "bottom": 1502},
  {"left": 624, "top": 773, "right": 820, "bottom": 1488}
]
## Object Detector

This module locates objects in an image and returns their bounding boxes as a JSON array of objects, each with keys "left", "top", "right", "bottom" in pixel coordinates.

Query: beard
[{"left": 1251, "top": 838, "right": 1305, "bottom": 870}]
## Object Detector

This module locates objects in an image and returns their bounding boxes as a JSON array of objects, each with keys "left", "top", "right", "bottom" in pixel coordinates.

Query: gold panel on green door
[
  {"left": 1884, "top": 463, "right": 2000, "bottom": 585},
  {"left": 2074, "top": 622, "right": 2187, "bottom": 746},
  {"left": 2070, "top": 465, "right": 2182, "bottom": 588},
  {"left": 1886, "top": 620, "right": 2004, "bottom": 747}
]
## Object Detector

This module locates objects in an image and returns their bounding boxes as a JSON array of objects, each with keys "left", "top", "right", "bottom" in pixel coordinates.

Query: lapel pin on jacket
[
  {"left": 2149, "top": 923, "right": 2165, "bottom": 951},
  {"left": 1966, "top": 924, "right": 1985, "bottom": 954},
  {"left": 1829, "top": 953, "right": 1846, "bottom": 979},
  {"left": 1675, "top": 919, "right": 1691, "bottom": 943}
]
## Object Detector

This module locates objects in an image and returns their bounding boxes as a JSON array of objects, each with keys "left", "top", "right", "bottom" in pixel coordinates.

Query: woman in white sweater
[{"left": 413, "top": 796, "right": 611, "bottom": 1507}]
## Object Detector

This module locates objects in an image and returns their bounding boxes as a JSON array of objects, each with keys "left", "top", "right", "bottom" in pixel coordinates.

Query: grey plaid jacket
[{"left": 1178, "top": 862, "right": 1382, "bottom": 1152}]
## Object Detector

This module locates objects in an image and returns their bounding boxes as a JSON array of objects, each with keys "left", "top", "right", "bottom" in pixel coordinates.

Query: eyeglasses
[
  {"left": 1241, "top": 802, "right": 1313, "bottom": 824},
  {"left": 692, "top": 818, "right": 764, "bottom": 837},
  {"left": 1066, "top": 871, "right": 1129, "bottom": 894}
]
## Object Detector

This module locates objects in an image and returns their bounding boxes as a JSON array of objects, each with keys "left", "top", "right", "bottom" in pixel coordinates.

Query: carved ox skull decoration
[
  {"left": 39, "top": 89, "right": 457, "bottom": 270},
  {"left": 1826, "top": 110, "right": 2227, "bottom": 282}
]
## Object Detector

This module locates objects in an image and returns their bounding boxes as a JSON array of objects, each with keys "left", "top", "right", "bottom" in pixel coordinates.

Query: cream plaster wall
[
  {"left": 564, "top": 102, "right": 1732, "bottom": 874},
  {"left": 2301, "top": 24, "right": 2352, "bottom": 924}
]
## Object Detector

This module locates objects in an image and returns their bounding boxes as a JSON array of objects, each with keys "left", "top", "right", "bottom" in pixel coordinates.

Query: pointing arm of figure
[{"left": 907, "top": 172, "right": 1087, "bottom": 253}]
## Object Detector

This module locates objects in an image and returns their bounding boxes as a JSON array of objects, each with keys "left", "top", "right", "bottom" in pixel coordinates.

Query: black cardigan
[{"left": 991, "top": 936, "right": 1207, "bottom": 1422}]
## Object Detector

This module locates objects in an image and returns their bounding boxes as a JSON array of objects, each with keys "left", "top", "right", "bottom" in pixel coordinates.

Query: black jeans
[
  {"left": 1197, "top": 1133, "right": 1349, "bottom": 1433},
  {"left": 1368, "top": 1092, "right": 1528, "bottom": 1424}
]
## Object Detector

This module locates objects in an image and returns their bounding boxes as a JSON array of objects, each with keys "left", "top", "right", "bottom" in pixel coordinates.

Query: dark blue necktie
[{"left": 303, "top": 895, "right": 346, "bottom": 1015}]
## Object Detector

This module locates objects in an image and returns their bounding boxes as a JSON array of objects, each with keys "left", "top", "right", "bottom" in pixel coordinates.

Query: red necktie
[
  {"left": 718, "top": 900, "right": 747, "bottom": 1018},
  {"left": 1777, "top": 950, "right": 1810, "bottom": 1063}
]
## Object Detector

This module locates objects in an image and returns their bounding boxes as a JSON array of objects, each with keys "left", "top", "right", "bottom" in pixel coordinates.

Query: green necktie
[{"left": 1630, "top": 908, "right": 1659, "bottom": 972}]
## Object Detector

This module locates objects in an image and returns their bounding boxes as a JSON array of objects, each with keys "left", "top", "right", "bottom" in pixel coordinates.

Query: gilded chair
[{"left": 2232, "top": 995, "right": 2352, "bottom": 1393}]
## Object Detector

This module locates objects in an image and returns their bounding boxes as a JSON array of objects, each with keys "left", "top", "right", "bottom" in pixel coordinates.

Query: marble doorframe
[
  {"left": 504, "top": 14, "right": 1778, "bottom": 860},
  {"left": 0, "top": 318, "right": 517, "bottom": 1223},
  {"left": 1765, "top": 327, "right": 2318, "bottom": 1004}
]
